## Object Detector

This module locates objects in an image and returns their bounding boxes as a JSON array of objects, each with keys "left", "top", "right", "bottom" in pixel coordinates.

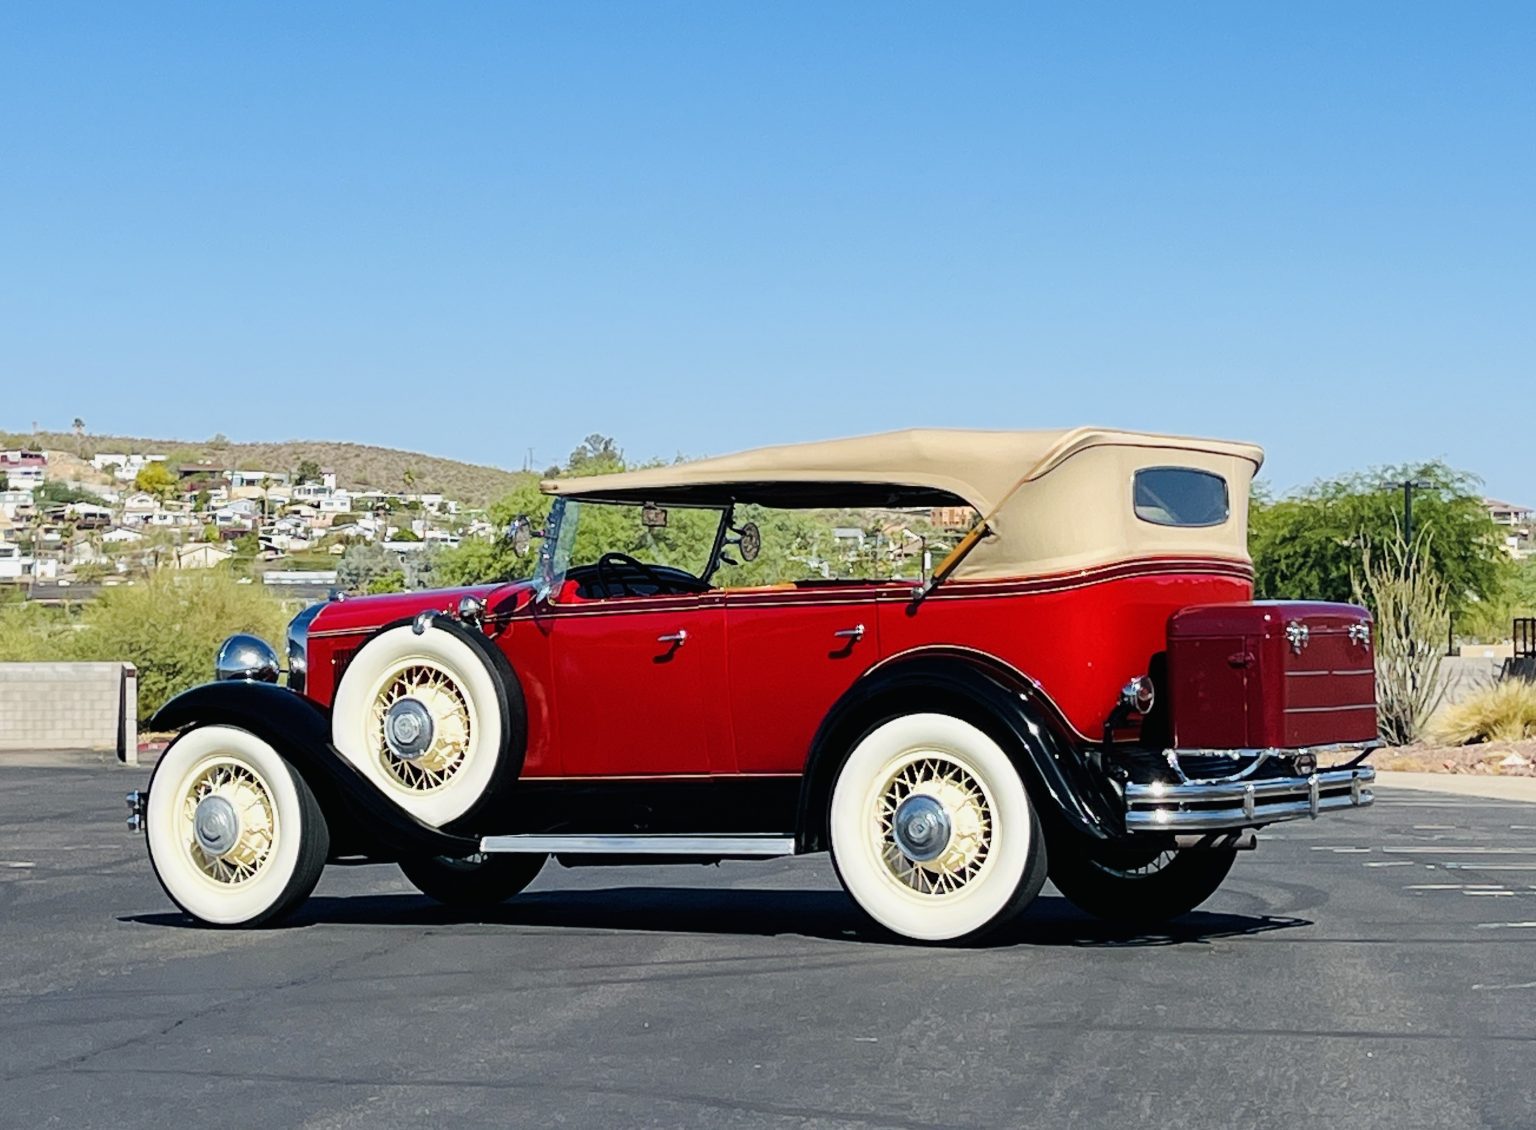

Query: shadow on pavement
[{"left": 123, "top": 887, "right": 1309, "bottom": 948}]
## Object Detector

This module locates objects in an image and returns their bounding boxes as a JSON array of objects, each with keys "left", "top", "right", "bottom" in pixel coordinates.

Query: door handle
[
  {"left": 657, "top": 630, "right": 688, "bottom": 646},
  {"left": 833, "top": 624, "right": 865, "bottom": 641}
]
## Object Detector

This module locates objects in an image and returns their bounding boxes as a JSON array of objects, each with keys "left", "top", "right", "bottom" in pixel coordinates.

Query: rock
[{"left": 1500, "top": 752, "right": 1531, "bottom": 770}]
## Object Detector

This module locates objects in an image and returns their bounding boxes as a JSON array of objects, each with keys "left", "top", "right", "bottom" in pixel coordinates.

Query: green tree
[
  {"left": 68, "top": 570, "right": 290, "bottom": 723},
  {"left": 337, "top": 542, "right": 399, "bottom": 591},
  {"left": 1249, "top": 461, "right": 1504, "bottom": 615},
  {"left": 134, "top": 461, "right": 178, "bottom": 498},
  {"left": 294, "top": 459, "right": 323, "bottom": 485},
  {"left": 35, "top": 480, "right": 107, "bottom": 506}
]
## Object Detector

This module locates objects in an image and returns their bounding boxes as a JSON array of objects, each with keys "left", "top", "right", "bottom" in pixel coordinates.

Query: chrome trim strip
[
  {"left": 1124, "top": 766, "right": 1375, "bottom": 832},
  {"left": 478, "top": 833, "right": 797, "bottom": 856},
  {"left": 1283, "top": 703, "right": 1378, "bottom": 714}
]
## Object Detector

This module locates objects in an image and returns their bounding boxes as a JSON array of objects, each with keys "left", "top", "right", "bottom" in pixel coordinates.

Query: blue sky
[{"left": 3, "top": 3, "right": 1532, "bottom": 500}]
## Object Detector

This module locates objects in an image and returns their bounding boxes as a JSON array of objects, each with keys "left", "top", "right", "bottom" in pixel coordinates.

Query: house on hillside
[
  {"left": 0, "top": 450, "right": 47, "bottom": 490},
  {"left": 1487, "top": 498, "right": 1534, "bottom": 528},
  {"left": 174, "top": 542, "right": 234, "bottom": 570},
  {"left": 230, "top": 469, "right": 289, "bottom": 489},
  {"left": 0, "top": 490, "right": 36, "bottom": 522}
]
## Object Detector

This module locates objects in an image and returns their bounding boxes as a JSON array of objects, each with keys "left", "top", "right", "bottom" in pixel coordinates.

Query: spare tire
[{"left": 331, "top": 617, "right": 522, "bottom": 827}]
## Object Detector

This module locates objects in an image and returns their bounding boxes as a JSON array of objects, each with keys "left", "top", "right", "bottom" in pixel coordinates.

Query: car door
[
  {"left": 548, "top": 593, "right": 729, "bottom": 776},
  {"left": 723, "top": 585, "right": 885, "bottom": 774}
]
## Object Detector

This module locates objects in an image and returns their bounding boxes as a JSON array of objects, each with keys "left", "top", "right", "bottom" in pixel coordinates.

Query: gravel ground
[{"left": 2, "top": 757, "right": 1535, "bottom": 1129}]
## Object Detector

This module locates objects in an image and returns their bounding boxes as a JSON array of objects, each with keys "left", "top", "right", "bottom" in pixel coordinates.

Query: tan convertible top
[{"left": 542, "top": 427, "right": 1265, "bottom": 580}]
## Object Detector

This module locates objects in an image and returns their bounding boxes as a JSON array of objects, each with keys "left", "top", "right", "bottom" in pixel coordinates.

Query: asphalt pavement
[{"left": 2, "top": 756, "right": 1534, "bottom": 1129}]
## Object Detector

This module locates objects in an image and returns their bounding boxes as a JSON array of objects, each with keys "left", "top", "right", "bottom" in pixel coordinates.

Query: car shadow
[{"left": 122, "top": 887, "right": 1310, "bottom": 948}]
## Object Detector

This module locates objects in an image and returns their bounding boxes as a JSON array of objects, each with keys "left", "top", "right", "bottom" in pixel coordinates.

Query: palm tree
[{"left": 72, "top": 418, "right": 85, "bottom": 458}]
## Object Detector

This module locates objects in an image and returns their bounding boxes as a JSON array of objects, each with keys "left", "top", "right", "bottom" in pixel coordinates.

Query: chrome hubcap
[
  {"left": 891, "top": 794, "right": 951, "bottom": 862},
  {"left": 193, "top": 794, "right": 239, "bottom": 857},
  {"left": 384, "top": 698, "right": 435, "bottom": 762}
]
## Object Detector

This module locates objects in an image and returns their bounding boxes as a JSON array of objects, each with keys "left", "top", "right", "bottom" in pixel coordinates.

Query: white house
[
  {"left": 174, "top": 542, "right": 234, "bottom": 570},
  {"left": 0, "top": 490, "right": 36, "bottom": 522}
]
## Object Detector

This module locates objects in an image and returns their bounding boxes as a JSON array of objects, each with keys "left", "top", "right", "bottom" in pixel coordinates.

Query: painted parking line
[
  {"left": 1474, "top": 921, "right": 1536, "bottom": 929},
  {"left": 1362, "top": 860, "right": 1414, "bottom": 867},
  {"left": 1383, "top": 847, "right": 1536, "bottom": 855}
]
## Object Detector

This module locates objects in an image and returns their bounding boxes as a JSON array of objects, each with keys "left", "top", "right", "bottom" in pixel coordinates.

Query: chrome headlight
[
  {"left": 215, "top": 634, "right": 281, "bottom": 684},
  {"left": 285, "top": 603, "right": 325, "bottom": 694}
]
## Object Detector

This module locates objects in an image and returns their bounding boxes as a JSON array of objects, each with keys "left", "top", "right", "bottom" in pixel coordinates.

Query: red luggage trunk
[{"left": 1167, "top": 601, "right": 1378, "bottom": 750}]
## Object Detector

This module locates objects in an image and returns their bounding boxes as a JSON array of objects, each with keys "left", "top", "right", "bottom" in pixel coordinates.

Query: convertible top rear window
[{"left": 1133, "top": 467, "right": 1229, "bottom": 528}]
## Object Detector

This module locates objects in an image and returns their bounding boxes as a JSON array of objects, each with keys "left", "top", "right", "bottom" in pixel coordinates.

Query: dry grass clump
[{"left": 1433, "top": 680, "right": 1536, "bottom": 745}]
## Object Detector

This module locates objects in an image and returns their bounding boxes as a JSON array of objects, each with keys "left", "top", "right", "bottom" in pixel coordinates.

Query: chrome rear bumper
[{"left": 1124, "top": 765, "right": 1376, "bottom": 832}]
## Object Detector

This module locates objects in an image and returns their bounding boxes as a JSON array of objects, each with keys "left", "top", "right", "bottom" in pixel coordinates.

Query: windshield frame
[{"left": 539, "top": 496, "right": 733, "bottom": 603}]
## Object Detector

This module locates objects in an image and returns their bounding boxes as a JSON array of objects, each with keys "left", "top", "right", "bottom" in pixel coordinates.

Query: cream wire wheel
[
  {"left": 181, "top": 758, "right": 278, "bottom": 886},
  {"left": 145, "top": 725, "right": 328, "bottom": 927},
  {"left": 876, "top": 755, "right": 993, "bottom": 896},
  {"left": 332, "top": 623, "right": 509, "bottom": 827},
  {"left": 370, "top": 660, "right": 473, "bottom": 792},
  {"left": 830, "top": 713, "right": 1046, "bottom": 943}
]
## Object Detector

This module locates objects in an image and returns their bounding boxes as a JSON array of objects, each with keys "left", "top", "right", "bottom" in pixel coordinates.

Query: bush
[
  {"left": 71, "top": 571, "right": 290, "bottom": 723},
  {"left": 1434, "top": 681, "right": 1536, "bottom": 745}
]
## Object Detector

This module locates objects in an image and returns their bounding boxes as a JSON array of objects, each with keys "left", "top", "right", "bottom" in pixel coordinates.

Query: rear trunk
[{"left": 1167, "top": 601, "right": 1378, "bottom": 750}]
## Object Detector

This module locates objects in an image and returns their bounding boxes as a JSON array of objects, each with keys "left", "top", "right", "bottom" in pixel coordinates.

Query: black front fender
[{"left": 149, "top": 682, "right": 477, "bottom": 860}]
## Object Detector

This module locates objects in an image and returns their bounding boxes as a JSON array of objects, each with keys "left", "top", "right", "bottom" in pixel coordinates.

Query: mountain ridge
[{"left": 4, "top": 430, "right": 534, "bottom": 508}]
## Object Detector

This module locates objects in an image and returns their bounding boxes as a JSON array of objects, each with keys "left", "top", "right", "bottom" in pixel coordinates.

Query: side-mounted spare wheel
[
  {"left": 145, "top": 724, "right": 329, "bottom": 927},
  {"left": 829, "top": 713, "right": 1048, "bottom": 943},
  {"left": 331, "top": 619, "right": 519, "bottom": 828}
]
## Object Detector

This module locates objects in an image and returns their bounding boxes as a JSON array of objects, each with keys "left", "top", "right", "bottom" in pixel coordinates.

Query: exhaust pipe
[{"left": 1174, "top": 830, "right": 1257, "bottom": 852}]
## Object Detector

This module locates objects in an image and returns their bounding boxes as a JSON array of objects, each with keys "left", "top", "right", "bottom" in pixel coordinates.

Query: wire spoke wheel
[
  {"left": 875, "top": 754, "right": 993, "bottom": 897},
  {"left": 146, "top": 725, "right": 329, "bottom": 927},
  {"left": 178, "top": 758, "right": 278, "bottom": 886},
  {"left": 829, "top": 713, "right": 1047, "bottom": 943},
  {"left": 371, "top": 661, "right": 473, "bottom": 792}
]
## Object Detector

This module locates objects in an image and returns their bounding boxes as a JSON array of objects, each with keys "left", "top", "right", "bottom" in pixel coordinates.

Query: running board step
[{"left": 478, "top": 833, "right": 797, "bottom": 856}]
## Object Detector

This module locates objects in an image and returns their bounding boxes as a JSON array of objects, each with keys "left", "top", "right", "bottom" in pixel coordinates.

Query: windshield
[
  {"left": 543, "top": 499, "right": 726, "bottom": 594},
  {"left": 539, "top": 496, "right": 967, "bottom": 598}
]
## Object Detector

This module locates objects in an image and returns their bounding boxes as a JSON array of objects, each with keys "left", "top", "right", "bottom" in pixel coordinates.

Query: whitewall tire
[
  {"left": 145, "top": 725, "right": 328, "bottom": 927},
  {"left": 829, "top": 713, "right": 1047, "bottom": 943},
  {"left": 331, "top": 623, "right": 510, "bottom": 827}
]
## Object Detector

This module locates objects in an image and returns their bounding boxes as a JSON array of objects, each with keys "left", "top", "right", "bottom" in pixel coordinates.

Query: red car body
[{"left": 138, "top": 427, "right": 1381, "bottom": 937}]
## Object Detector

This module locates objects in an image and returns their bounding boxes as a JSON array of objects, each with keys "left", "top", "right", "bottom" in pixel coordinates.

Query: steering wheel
[{"left": 595, "top": 552, "right": 674, "bottom": 598}]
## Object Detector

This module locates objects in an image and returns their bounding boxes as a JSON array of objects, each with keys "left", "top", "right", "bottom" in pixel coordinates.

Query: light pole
[{"left": 1388, "top": 478, "right": 1433, "bottom": 550}]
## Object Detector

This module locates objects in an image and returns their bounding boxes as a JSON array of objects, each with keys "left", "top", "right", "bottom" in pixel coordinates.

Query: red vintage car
[{"left": 131, "top": 428, "right": 1378, "bottom": 941}]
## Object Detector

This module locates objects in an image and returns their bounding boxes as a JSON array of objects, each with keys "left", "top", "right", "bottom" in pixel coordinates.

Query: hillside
[{"left": 5, "top": 430, "right": 533, "bottom": 508}]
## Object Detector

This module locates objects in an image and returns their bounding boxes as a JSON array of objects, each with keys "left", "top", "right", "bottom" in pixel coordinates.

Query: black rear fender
[{"left": 797, "top": 653, "right": 1124, "bottom": 853}]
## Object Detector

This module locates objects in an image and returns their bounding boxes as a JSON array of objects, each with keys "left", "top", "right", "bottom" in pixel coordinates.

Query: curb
[{"left": 1375, "top": 771, "right": 1536, "bottom": 804}]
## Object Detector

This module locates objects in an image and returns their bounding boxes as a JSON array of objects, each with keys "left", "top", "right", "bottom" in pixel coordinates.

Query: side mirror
[
  {"left": 505, "top": 515, "right": 535, "bottom": 557},
  {"left": 736, "top": 521, "right": 761, "bottom": 562}
]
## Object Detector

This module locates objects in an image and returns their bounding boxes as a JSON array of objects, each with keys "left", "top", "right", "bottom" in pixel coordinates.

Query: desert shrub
[
  {"left": 0, "top": 601, "right": 78, "bottom": 660},
  {"left": 1434, "top": 681, "right": 1536, "bottom": 745},
  {"left": 1354, "top": 535, "right": 1450, "bottom": 745},
  {"left": 70, "top": 571, "right": 290, "bottom": 723}
]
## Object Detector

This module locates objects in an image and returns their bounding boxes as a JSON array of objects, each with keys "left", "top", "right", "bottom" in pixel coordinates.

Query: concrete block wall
[{"left": 0, "top": 663, "right": 137, "bottom": 760}]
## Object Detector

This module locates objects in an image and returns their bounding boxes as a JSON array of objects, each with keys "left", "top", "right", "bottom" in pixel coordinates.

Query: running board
[{"left": 477, "top": 833, "right": 797, "bottom": 856}]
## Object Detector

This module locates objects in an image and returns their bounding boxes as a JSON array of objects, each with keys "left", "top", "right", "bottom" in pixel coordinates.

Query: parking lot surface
[{"left": 1, "top": 758, "right": 1534, "bottom": 1129}]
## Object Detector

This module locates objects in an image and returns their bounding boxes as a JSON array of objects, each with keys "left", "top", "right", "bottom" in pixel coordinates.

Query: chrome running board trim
[{"left": 478, "top": 833, "right": 797, "bottom": 856}]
